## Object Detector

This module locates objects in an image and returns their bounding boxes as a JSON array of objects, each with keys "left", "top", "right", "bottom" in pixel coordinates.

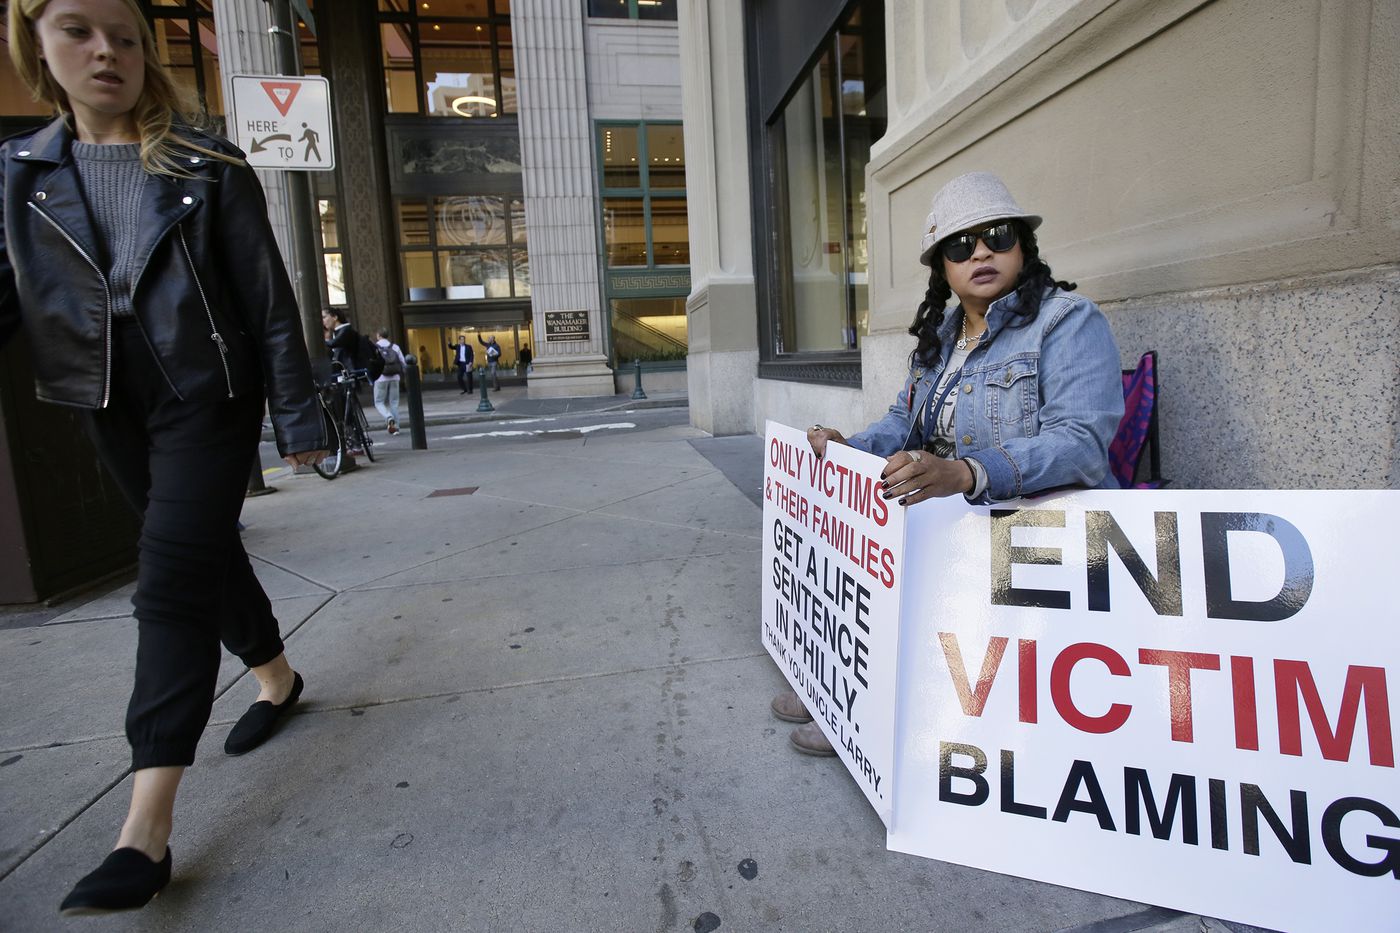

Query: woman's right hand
[{"left": 806, "top": 425, "right": 847, "bottom": 459}]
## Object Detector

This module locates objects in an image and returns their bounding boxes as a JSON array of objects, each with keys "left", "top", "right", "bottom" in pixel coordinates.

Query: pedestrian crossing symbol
[{"left": 229, "top": 74, "right": 335, "bottom": 171}]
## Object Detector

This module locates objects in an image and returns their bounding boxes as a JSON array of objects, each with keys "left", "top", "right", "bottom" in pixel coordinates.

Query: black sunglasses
[{"left": 939, "top": 223, "right": 1018, "bottom": 263}]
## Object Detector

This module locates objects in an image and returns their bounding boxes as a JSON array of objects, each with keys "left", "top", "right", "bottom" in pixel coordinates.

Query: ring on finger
[{"left": 908, "top": 450, "right": 924, "bottom": 463}]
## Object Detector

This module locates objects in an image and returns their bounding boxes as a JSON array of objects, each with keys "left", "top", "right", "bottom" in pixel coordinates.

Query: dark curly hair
[{"left": 908, "top": 220, "right": 1076, "bottom": 367}]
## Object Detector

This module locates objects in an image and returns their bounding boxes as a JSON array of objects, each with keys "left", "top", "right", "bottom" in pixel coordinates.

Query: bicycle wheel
[
  {"left": 352, "top": 397, "right": 377, "bottom": 462},
  {"left": 313, "top": 397, "right": 344, "bottom": 479}
]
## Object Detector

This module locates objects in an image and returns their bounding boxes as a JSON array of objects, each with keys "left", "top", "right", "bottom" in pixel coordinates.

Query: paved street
[{"left": 2, "top": 405, "right": 1228, "bottom": 931}]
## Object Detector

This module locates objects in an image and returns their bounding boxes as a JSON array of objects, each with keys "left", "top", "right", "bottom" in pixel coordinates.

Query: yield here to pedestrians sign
[{"left": 229, "top": 74, "right": 335, "bottom": 171}]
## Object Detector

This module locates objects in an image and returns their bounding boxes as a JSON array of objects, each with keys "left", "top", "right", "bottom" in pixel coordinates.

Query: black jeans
[
  {"left": 83, "top": 320, "right": 284, "bottom": 769},
  {"left": 455, "top": 362, "right": 473, "bottom": 392}
]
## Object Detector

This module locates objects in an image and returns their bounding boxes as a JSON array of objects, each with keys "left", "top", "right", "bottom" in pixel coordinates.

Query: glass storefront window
[
  {"left": 777, "top": 51, "right": 846, "bottom": 353},
  {"left": 770, "top": 7, "right": 885, "bottom": 356},
  {"left": 382, "top": 22, "right": 419, "bottom": 113},
  {"left": 511, "top": 252, "right": 530, "bottom": 296},
  {"left": 588, "top": 0, "right": 630, "bottom": 17},
  {"left": 645, "top": 124, "right": 685, "bottom": 189},
  {"left": 437, "top": 197, "right": 506, "bottom": 246},
  {"left": 378, "top": 4, "right": 515, "bottom": 116},
  {"left": 397, "top": 196, "right": 529, "bottom": 300},
  {"left": 610, "top": 298, "right": 687, "bottom": 364},
  {"left": 650, "top": 198, "right": 689, "bottom": 266},
  {"left": 602, "top": 126, "right": 642, "bottom": 189},
  {"left": 426, "top": 0, "right": 491, "bottom": 15},
  {"left": 319, "top": 199, "right": 339, "bottom": 249},
  {"left": 403, "top": 252, "right": 437, "bottom": 294},
  {"left": 0, "top": 19, "right": 52, "bottom": 117},
  {"left": 398, "top": 200, "right": 431, "bottom": 245},
  {"left": 323, "top": 254, "right": 347, "bottom": 306},
  {"left": 588, "top": 0, "right": 676, "bottom": 20},
  {"left": 421, "top": 22, "right": 497, "bottom": 117},
  {"left": 317, "top": 198, "right": 347, "bottom": 308},
  {"left": 602, "top": 198, "right": 647, "bottom": 267},
  {"left": 636, "top": 0, "right": 678, "bottom": 22},
  {"left": 598, "top": 123, "right": 688, "bottom": 270},
  {"left": 498, "top": 26, "right": 516, "bottom": 114},
  {"left": 154, "top": 18, "right": 199, "bottom": 107}
]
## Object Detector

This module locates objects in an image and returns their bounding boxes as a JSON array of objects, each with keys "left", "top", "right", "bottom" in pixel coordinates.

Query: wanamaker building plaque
[{"left": 543, "top": 310, "right": 591, "bottom": 343}]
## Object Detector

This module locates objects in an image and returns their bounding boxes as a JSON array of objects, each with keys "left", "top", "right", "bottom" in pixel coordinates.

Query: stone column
[
  {"left": 678, "top": 0, "right": 758, "bottom": 434},
  {"left": 318, "top": 0, "right": 401, "bottom": 339},
  {"left": 213, "top": 0, "right": 296, "bottom": 291},
  {"left": 514, "top": 0, "right": 615, "bottom": 398}
]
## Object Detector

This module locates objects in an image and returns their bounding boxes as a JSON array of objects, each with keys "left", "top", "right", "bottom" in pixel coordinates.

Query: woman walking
[{"left": 2, "top": 0, "right": 327, "bottom": 914}]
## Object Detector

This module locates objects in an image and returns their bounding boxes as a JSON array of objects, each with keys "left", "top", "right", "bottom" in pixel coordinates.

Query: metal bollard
[
  {"left": 476, "top": 365, "right": 495, "bottom": 412},
  {"left": 404, "top": 354, "right": 428, "bottom": 450},
  {"left": 246, "top": 455, "right": 276, "bottom": 497},
  {"left": 631, "top": 357, "right": 647, "bottom": 400}
]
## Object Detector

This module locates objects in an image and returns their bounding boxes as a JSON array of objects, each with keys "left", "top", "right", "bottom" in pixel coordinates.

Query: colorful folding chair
[{"left": 1109, "top": 351, "right": 1165, "bottom": 489}]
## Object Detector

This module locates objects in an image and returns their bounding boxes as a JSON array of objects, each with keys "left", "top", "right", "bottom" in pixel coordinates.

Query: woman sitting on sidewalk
[
  {"left": 773, "top": 171, "right": 1124, "bottom": 755},
  {"left": 3, "top": 0, "right": 324, "bottom": 914}
]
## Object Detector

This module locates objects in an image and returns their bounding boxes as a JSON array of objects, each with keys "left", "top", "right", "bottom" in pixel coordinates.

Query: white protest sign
[
  {"left": 886, "top": 491, "right": 1399, "bottom": 933},
  {"left": 228, "top": 75, "right": 335, "bottom": 171},
  {"left": 760, "top": 421, "right": 906, "bottom": 824}
]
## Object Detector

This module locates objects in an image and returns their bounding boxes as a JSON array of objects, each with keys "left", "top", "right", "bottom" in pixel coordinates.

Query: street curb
[{"left": 260, "top": 395, "right": 688, "bottom": 444}]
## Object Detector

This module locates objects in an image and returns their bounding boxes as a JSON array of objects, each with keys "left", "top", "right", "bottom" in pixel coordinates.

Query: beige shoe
[
  {"left": 789, "top": 722, "right": 837, "bottom": 756},
  {"left": 770, "top": 689, "right": 813, "bottom": 723}
]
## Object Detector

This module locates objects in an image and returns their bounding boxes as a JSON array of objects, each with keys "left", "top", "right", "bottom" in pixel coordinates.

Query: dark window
[
  {"left": 757, "top": 0, "right": 885, "bottom": 372},
  {"left": 139, "top": 0, "right": 221, "bottom": 116},
  {"left": 317, "top": 198, "right": 347, "bottom": 307},
  {"left": 587, "top": 0, "right": 677, "bottom": 20},
  {"left": 377, "top": 1, "right": 515, "bottom": 117},
  {"left": 598, "top": 122, "right": 688, "bottom": 268},
  {"left": 396, "top": 195, "right": 529, "bottom": 300}
]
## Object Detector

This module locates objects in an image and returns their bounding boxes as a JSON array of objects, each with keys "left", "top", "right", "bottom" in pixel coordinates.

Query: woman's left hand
[
  {"left": 881, "top": 451, "right": 975, "bottom": 506},
  {"left": 283, "top": 450, "right": 329, "bottom": 467}
]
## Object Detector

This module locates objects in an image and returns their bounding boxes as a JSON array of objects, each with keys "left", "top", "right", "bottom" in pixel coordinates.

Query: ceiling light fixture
[{"left": 451, "top": 95, "right": 498, "bottom": 116}]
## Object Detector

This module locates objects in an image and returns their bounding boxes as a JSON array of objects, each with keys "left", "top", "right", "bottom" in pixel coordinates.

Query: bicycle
[{"left": 314, "top": 364, "right": 376, "bottom": 479}]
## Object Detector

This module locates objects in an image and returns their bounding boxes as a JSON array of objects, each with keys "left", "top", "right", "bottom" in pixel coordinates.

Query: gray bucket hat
[{"left": 918, "top": 172, "right": 1042, "bottom": 266}]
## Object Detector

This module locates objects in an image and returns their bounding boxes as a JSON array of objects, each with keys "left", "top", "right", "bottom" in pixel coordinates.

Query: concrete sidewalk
[{"left": 0, "top": 418, "right": 1210, "bottom": 931}]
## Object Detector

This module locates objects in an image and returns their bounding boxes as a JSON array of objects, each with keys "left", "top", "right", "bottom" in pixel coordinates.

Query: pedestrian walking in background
[
  {"left": 479, "top": 333, "right": 502, "bottom": 389},
  {"left": 372, "top": 326, "right": 406, "bottom": 434},
  {"left": 323, "top": 307, "right": 360, "bottom": 370},
  {"left": 519, "top": 343, "right": 533, "bottom": 374},
  {"left": 780, "top": 172, "right": 1123, "bottom": 755},
  {"left": 449, "top": 334, "right": 474, "bottom": 393},
  {"left": 2, "top": 0, "right": 325, "bottom": 915}
]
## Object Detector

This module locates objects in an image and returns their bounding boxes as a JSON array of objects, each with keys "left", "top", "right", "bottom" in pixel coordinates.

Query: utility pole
[{"left": 264, "top": 0, "right": 325, "bottom": 358}]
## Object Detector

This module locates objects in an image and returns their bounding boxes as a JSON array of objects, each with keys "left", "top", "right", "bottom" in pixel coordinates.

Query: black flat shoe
[
  {"left": 59, "top": 847, "right": 171, "bottom": 916},
  {"left": 224, "top": 672, "right": 304, "bottom": 756}
]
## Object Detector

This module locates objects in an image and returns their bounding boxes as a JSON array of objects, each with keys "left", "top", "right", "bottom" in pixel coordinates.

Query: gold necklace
[{"left": 956, "top": 314, "right": 986, "bottom": 350}]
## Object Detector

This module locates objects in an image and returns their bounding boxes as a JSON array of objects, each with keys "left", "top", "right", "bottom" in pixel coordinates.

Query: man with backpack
[
  {"left": 478, "top": 333, "right": 503, "bottom": 390},
  {"left": 371, "top": 328, "right": 408, "bottom": 435}
]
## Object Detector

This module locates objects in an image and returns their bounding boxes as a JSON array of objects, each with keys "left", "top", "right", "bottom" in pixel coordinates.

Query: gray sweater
[{"left": 71, "top": 140, "right": 147, "bottom": 319}]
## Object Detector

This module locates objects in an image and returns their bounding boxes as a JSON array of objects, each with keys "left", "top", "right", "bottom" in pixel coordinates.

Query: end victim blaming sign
[
  {"left": 761, "top": 421, "right": 906, "bottom": 824},
  {"left": 760, "top": 422, "right": 1397, "bottom": 932},
  {"left": 886, "top": 492, "right": 1399, "bottom": 933}
]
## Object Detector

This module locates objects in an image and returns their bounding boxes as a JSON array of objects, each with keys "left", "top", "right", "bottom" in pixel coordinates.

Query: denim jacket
[{"left": 847, "top": 288, "right": 1124, "bottom": 502}]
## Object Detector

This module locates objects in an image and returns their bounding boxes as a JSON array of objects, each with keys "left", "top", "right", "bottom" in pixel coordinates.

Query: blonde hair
[{"left": 7, "top": 0, "right": 242, "bottom": 178}]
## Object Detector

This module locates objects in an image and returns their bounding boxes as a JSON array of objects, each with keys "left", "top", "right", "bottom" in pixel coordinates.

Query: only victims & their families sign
[
  {"left": 761, "top": 421, "right": 906, "bottom": 824},
  {"left": 760, "top": 421, "right": 1398, "bottom": 932}
]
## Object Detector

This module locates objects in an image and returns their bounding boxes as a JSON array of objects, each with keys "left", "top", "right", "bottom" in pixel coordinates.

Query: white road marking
[{"left": 443, "top": 422, "right": 636, "bottom": 441}]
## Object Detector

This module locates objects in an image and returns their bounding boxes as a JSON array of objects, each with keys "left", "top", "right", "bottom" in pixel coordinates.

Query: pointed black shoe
[
  {"left": 224, "top": 672, "right": 304, "bottom": 756},
  {"left": 59, "top": 846, "right": 171, "bottom": 916}
]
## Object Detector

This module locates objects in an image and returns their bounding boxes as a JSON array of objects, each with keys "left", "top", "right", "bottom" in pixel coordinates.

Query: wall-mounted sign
[{"left": 544, "top": 310, "right": 591, "bottom": 343}]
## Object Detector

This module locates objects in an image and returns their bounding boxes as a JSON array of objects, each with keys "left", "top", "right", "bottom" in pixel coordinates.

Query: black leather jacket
[{"left": 0, "top": 117, "right": 324, "bottom": 457}]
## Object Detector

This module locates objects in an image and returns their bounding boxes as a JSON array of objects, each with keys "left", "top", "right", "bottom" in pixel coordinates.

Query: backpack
[
  {"left": 378, "top": 342, "right": 404, "bottom": 377},
  {"left": 359, "top": 332, "right": 384, "bottom": 380}
]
